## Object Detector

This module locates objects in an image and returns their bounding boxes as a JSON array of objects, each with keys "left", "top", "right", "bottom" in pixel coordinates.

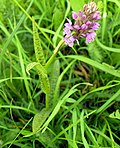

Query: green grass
[{"left": 0, "top": 0, "right": 120, "bottom": 147}]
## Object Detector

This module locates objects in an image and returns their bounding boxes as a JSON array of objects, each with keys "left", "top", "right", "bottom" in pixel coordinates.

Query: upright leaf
[
  {"left": 53, "top": 0, "right": 64, "bottom": 31},
  {"left": 26, "top": 62, "right": 50, "bottom": 108},
  {"left": 36, "top": 64, "right": 50, "bottom": 95},
  {"left": 49, "top": 60, "right": 60, "bottom": 105},
  {"left": 26, "top": 61, "right": 50, "bottom": 94},
  {"left": 32, "top": 18, "right": 45, "bottom": 65}
]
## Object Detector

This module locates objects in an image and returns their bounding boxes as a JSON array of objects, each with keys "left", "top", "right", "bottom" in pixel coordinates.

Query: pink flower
[
  {"left": 63, "top": 27, "right": 71, "bottom": 36},
  {"left": 92, "top": 11, "right": 101, "bottom": 20},
  {"left": 86, "top": 32, "right": 96, "bottom": 43},
  {"left": 74, "top": 24, "right": 81, "bottom": 30},
  {"left": 81, "top": 24, "right": 88, "bottom": 30},
  {"left": 64, "top": 18, "right": 73, "bottom": 30},
  {"left": 86, "top": 21, "right": 92, "bottom": 25},
  {"left": 64, "top": 36, "right": 75, "bottom": 47},
  {"left": 72, "top": 12, "right": 78, "bottom": 19},
  {"left": 91, "top": 22, "right": 100, "bottom": 30}
]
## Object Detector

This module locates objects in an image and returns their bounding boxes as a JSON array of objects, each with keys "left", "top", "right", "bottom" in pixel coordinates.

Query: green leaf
[
  {"left": 37, "top": 130, "right": 57, "bottom": 148},
  {"left": 26, "top": 62, "right": 50, "bottom": 108},
  {"left": 80, "top": 110, "right": 89, "bottom": 148},
  {"left": 49, "top": 60, "right": 60, "bottom": 104},
  {"left": 32, "top": 108, "right": 52, "bottom": 133},
  {"left": 70, "top": 0, "right": 85, "bottom": 12},
  {"left": 111, "top": 53, "right": 120, "bottom": 65},
  {"left": 53, "top": 1, "right": 64, "bottom": 31},
  {"left": 36, "top": 63, "right": 50, "bottom": 108},
  {"left": 87, "top": 42, "right": 103, "bottom": 63},
  {"left": 36, "top": 64, "right": 50, "bottom": 95},
  {"left": 32, "top": 18, "right": 45, "bottom": 65},
  {"left": 21, "top": 130, "right": 33, "bottom": 136},
  {"left": 67, "top": 55, "right": 120, "bottom": 78},
  {"left": 26, "top": 62, "right": 50, "bottom": 97}
]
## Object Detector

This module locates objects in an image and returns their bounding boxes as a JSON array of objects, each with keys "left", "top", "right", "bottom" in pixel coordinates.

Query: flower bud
[{"left": 84, "top": 2, "right": 97, "bottom": 14}]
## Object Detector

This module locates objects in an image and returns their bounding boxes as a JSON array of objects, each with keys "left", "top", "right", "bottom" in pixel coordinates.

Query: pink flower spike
[
  {"left": 69, "top": 36, "right": 75, "bottom": 47},
  {"left": 83, "top": 4, "right": 87, "bottom": 11},
  {"left": 63, "top": 2, "right": 101, "bottom": 47},
  {"left": 72, "top": 11, "right": 78, "bottom": 19}
]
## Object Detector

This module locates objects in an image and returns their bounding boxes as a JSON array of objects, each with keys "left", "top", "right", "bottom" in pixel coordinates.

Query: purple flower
[
  {"left": 78, "top": 11, "right": 87, "bottom": 20},
  {"left": 63, "top": 27, "right": 71, "bottom": 36},
  {"left": 78, "top": 11, "right": 83, "bottom": 16},
  {"left": 86, "top": 32, "right": 96, "bottom": 43},
  {"left": 64, "top": 23, "right": 72, "bottom": 29},
  {"left": 81, "top": 14, "right": 87, "bottom": 20},
  {"left": 66, "top": 18, "right": 72, "bottom": 25},
  {"left": 64, "top": 36, "right": 80, "bottom": 47},
  {"left": 72, "top": 12, "right": 78, "bottom": 19},
  {"left": 81, "top": 24, "right": 88, "bottom": 30},
  {"left": 86, "top": 21, "right": 92, "bottom": 25},
  {"left": 92, "top": 11, "right": 101, "bottom": 20},
  {"left": 63, "top": 2, "right": 101, "bottom": 47},
  {"left": 64, "top": 18, "right": 73, "bottom": 30},
  {"left": 64, "top": 36, "right": 75, "bottom": 47},
  {"left": 91, "top": 22, "right": 100, "bottom": 30},
  {"left": 74, "top": 24, "right": 81, "bottom": 30}
]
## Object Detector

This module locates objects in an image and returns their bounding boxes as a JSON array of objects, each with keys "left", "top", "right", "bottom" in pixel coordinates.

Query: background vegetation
[{"left": 0, "top": 0, "right": 120, "bottom": 147}]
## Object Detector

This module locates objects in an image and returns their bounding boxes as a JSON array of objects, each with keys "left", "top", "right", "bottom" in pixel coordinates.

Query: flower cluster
[{"left": 63, "top": 2, "right": 101, "bottom": 47}]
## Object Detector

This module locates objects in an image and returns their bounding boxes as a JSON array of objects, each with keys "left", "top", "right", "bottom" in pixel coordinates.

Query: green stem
[
  {"left": 45, "top": 39, "right": 65, "bottom": 70},
  {"left": 46, "top": 94, "right": 49, "bottom": 109},
  {"left": 102, "top": 0, "right": 107, "bottom": 41}
]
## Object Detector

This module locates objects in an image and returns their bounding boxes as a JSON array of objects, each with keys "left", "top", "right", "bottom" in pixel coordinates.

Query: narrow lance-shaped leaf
[
  {"left": 36, "top": 64, "right": 50, "bottom": 95},
  {"left": 52, "top": 0, "right": 64, "bottom": 31},
  {"left": 26, "top": 62, "right": 50, "bottom": 101},
  {"left": 49, "top": 60, "right": 60, "bottom": 105},
  {"left": 32, "top": 108, "right": 52, "bottom": 133},
  {"left": 32, "top": 18, "right": 45, "bottom": 65}
]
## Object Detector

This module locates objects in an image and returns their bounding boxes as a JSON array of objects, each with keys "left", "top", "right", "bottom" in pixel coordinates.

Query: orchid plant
[{"left": 27, "top": 1, "right": 101, "bottom": 133}]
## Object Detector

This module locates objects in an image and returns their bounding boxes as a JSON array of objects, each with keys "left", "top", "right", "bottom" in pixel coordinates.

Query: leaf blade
[{"left": 32, "top": 18, "right": 45, "bottom": 65}]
